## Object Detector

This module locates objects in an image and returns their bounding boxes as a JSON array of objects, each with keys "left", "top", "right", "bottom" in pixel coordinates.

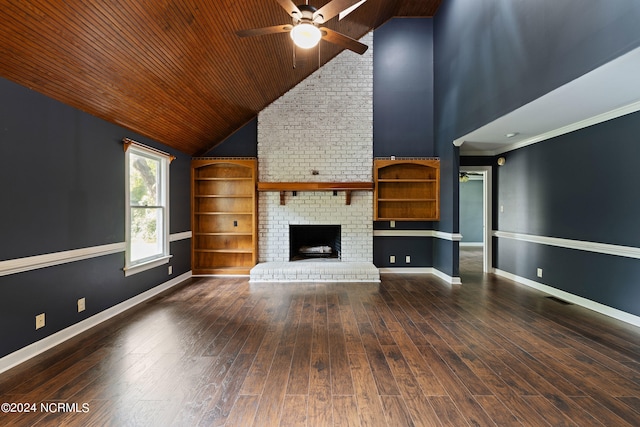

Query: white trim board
[
  {"left": 0, "top": 271, "right": 192, "bottom": 375},
  {"left": 493, "top": 230, "right": 640, "bottom": 259},
  {"left": 494, "top": 269, "right": 640, "bottom": 328},
  {"left": 0, "top": 243, "right": 125, "bottom": 277},
  {"left": 379, "top": 267, "right": 462, "bottom": 285},
  {"left": 0, "top": 231, "right": 192, "bottom": 277},
  {"left": 170, "top": 231, "right": 192, "bottom": 242},
  {"left": 374, "top": 230, "right": 463, "bottom": 241}
]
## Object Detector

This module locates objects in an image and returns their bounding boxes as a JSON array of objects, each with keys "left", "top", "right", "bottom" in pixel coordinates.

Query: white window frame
[{"left": 123, "top": 141, "right": 172, "bottom": 276}]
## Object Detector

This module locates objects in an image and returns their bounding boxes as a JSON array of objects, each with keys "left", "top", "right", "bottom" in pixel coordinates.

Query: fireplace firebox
[{"left": 289, "top": 225, "right": 341, "bottom": 261}]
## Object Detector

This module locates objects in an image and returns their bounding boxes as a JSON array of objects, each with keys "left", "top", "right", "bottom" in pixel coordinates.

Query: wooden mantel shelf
[{"left": 257, "top": 182, "right": 373, "bottom": 205}]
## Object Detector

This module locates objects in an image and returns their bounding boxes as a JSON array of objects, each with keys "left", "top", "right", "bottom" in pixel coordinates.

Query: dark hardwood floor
[{"left": 2, "top": 249, "right": 640, "bottom": 426}]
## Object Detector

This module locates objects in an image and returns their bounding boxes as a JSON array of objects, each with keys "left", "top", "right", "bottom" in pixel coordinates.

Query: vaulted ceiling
[{"left": 0, "top": 0, "right": 441, "bottom": 155}]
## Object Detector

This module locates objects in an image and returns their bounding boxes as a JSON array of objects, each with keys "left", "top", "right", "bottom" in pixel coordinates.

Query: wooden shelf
[
  {"left": 377, "top": 179, "right": 437, "bottom": 183},
  {"left": 374, "top": 158, "right": 440, "bottom": 221},
  {"left": 194, "top": 212, "right": 254, "bottom": 215},
  {"left": 194, "top": 232, "right": 253, "bottom": 236},
  {"left": 191, "top": 158, "right": 257, "bottom": 275},
  {"left": 194, "top": 194, "right": 253, "bottom": 198},
  {"left": 257, "top": 182, "right": 373, "bottom": 191},
  {"left": 194, "top": 177, "right": 253, "bottom": 181},
  {"left": 257, "top": 181, "right": 373, "bottom": 205},
  {"left": 194, "top": 249, "right": 254, "bottom": 254},
  {"left": 193, "top": 266, "right": 253, "bottom": 275},
  {"left": 378, "top": 198, "right": 437, "bottom": 202}
]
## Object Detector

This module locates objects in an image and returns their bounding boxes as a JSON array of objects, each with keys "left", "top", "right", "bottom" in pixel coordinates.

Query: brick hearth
[{"left": 249, "top": 260, "right": 379, "bottom": 283}]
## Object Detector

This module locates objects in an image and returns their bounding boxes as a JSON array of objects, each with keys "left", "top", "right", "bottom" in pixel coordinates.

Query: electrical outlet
[
  {"left": 77, "top": 298, "right": 86, "bottom": 312},
  {"left": 405, "top": 255, "right": 411, "bottom": 263},
  {"left": 168, "top": 265, "right": 173, "bottom": 275},
  {"left": 537, "top": 268, "right": 543, "bottom": 278},
  {"left": 390, "top": 220, "right": 395, "bottom": 228},
  {"left": 35, "top": 313, "right": 45, "bottom": 330},
  {"left": 390, "top": 255, "right": 396, "bottom": 264},
  {"left": 500, "top": 205, "right": 504, "bottom": 213}
]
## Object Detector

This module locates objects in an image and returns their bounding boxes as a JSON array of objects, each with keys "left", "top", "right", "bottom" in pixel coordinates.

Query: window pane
[
  {"left": 130, "top": 207, "right": 163, "bottom": 262},
  {"left": 130, "top": 153, "right": 159, "bottom": 206}
]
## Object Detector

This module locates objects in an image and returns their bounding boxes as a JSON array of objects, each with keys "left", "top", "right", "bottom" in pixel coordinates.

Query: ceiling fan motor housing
[{"left": 294, "top": 4, "right": 324, "bottom": 25}]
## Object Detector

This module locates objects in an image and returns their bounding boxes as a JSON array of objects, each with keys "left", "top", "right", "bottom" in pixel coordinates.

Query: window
[{"left": 124, "top": 140, "right": 171, "bottom": 276}]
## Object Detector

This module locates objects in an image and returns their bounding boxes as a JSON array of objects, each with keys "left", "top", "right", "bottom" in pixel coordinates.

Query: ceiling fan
[{"left": 236, "top": 0, "right": 369, "bottom": 55}]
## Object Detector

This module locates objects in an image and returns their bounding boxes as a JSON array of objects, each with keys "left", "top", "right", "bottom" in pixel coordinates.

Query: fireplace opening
[{"left": 289, "top": 225, "right": 341, "bottom": 261}]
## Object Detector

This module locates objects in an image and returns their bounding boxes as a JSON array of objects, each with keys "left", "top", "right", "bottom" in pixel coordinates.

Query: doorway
[{"left": 459, "top": 166, "right": 492, "bottom": 273}]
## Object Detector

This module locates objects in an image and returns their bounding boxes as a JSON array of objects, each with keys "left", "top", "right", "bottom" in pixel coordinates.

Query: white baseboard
[
  {"left": 379, "top": 267, "right": 462, "bottom": 285},
  {"left": 0, "top": 271, "right": 192, "bottom": 375},
  {"left": 431, "top": 268, "right": 463, "bottom": 285},
  {"left": 460, "top": 242, "right": 484, "bottom": 247},
  {"left": 494, "top": 269, "right": 640, "bottom": 328}
]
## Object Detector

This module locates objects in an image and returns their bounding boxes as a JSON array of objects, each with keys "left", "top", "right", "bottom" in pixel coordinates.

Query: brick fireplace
[
  {"left": 257, "top": 191, "right": 372, "bottom": 263},
  {"left": 250, "top": 32, "right": 378, "bottom": 282}
]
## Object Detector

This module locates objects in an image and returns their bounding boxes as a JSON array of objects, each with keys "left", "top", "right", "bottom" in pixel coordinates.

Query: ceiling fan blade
[
  {"left": 314, "top": 0, "right": 364, "bottom": 23},
  {"left": 320, "top": 27, "right": 368, "bottom": 55},
  {"left": 274, "top": 0, "right": 301, "bottom": 17},
  {"left": 338, "top": 0, "right": 366, "bottom": 20},
  {"left": 236, "top": 25, "right": 293, "bottom": 38}
]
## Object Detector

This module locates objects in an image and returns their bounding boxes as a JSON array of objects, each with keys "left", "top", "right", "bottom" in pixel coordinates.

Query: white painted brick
[{"left": 257, "top": 33, "right": 373, "bottom": 262}]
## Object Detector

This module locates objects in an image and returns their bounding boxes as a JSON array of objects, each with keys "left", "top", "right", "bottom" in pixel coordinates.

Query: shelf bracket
[
  {"left": 345, "top": 191, "right": 352, "bottom": 205},
  {"left": 279, "top": 191, "right": 286, "bottom": 205}
]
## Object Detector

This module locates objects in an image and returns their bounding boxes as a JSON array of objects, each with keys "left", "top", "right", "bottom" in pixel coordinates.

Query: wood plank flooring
[{"left": 1, "top": 248, "right": 640, "bottom": 426}]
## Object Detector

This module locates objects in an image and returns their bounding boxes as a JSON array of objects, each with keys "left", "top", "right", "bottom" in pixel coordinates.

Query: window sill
[{"left": 123, "top": 255, "right": 173, "bottom": 277}]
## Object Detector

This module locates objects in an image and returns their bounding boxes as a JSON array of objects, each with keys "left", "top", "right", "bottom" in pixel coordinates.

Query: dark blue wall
[
  {"left": 434, "top": 0, "right": 640, "bottom": 139},
  {"left": 204, "top": 117, "right": 258, "bottom": 157},
  {"left": 436, "top": 0, "right": 640, "bottom": 316},
  {"left": 497, "top": 115, "right": 640, "bottom": 244},
  {"left": 374, "top": 18, "right": 434, "bottom": 157},
  {"left": 372, "top": 18, "right": 437, "bottom": 269},
  {"left": 495, "top": 112, "right": 640, "bottom": 316},
  {"left": 0, "top": 78, "right": 192, "bottom": 359},
  {"left": 374, "top": 237, "right": 433, "bottom": 268}
]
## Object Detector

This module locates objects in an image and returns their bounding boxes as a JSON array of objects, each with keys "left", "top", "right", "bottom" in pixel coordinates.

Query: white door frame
[{"left": 460, "top": 166, "right": 492, "bottom": 273}]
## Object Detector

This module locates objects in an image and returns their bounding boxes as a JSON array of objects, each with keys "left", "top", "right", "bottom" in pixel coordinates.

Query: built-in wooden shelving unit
[
  {"left": 191, "top": 158, "right": 257, "bottom": 275},
  {"left": 374, "top": 158, "right": 440, "bottom": 221}
]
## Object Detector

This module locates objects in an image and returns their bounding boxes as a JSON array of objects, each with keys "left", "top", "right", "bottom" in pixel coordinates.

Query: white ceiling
[{"left": 455, "top": 46, "right": 640, "bottom": 155}]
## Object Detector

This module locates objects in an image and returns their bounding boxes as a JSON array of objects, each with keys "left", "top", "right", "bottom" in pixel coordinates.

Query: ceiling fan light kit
[{"left": 290, "top": 23, "right": 322, "bottom": 49}]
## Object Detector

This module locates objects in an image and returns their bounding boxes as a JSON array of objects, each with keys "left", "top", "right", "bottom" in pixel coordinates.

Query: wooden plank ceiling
[{"left": 0, "top": 0, "right": 441, "bottom": 155}]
